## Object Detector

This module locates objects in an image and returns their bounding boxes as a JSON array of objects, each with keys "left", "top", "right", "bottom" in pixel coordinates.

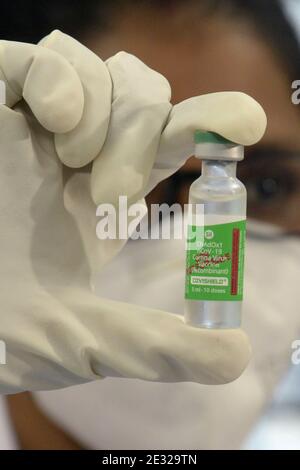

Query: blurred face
[{"left": 88, "top": 7, "right": 300, "bottom": 233}]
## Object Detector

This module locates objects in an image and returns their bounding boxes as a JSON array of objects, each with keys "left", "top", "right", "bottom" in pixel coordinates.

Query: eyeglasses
[
  {"left": 238, "top": 148, "right": 300, "bottom": 236},
  {"left": 167, "top": 147, "right": 300, "bottom": 239}
]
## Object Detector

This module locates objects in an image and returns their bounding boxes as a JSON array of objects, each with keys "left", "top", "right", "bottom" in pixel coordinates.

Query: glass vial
[{"left": 184, "top": 131, "right": 246, "bottom": 329}]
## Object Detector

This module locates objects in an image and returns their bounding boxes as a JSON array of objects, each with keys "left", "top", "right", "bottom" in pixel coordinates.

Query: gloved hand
[{"left": 0, "top": 31, "right": 266, "bottom": 394}]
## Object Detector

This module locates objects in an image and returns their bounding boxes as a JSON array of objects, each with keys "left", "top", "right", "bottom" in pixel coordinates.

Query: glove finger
[
  {"left": 147, "top": 92, "right": 267, "bottom": 192},
  {"left": 60, "top": 289, "right": 252, "bottom": 386},
  {"left": 91, "top": 52, "right": 172, "bottom": 206},
  {"left": 39, "top": 30, "right": 112, "bottom": 168},
  {"left": 0, "top": 40, "right": 84, "bottom": 133},
  {"left": 0, "top": 284, "right": 251, "bottom": 392}
]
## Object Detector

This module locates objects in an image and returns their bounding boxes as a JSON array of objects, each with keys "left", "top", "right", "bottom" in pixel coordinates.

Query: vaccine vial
[{"left": 184, "top": 131, "right": 246, "bottom": 329}]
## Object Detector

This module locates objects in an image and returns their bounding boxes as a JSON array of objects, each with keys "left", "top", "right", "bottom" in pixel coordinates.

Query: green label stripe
[{"left": 185, "top": 220, "right": 246, "bottom": 301}]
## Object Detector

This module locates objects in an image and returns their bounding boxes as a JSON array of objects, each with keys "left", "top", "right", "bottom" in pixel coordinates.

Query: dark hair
[
  {"left": 0, "top": 0, "right": 299, "bottom": 79},
  {"left": 0, "top": 0, "right": 105, "bottom": 43},
  {"left": 0, "top": 1, "right": 181, "bottom": 43}
]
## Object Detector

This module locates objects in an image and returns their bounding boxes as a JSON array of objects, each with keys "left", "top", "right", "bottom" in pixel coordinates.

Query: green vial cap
[
  {"left": 194, "top": 131, "right": 233, "bottom": 146},
  {"left": 194, "top": 130, "right": 244, "bottom": 161}
]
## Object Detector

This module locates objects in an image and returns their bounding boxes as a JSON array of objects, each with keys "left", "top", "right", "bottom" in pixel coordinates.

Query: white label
[{"left": 191, "top": 276, "right": 229, "bottom": 286}]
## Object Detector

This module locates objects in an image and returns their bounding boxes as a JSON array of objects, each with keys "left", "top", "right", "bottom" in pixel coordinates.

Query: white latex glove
[{"left": 0, "top": 31, "right": 266, "bottom": 394}]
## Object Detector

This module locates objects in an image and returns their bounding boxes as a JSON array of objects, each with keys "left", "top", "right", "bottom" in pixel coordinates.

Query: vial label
[{"left": 185, "top": 220, "right": 246, "bottom": 301}]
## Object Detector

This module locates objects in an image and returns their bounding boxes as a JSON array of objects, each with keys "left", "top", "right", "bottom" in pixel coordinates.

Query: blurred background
[{"left": 1, "top": 0, "right": 300, "bottom": 450}]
